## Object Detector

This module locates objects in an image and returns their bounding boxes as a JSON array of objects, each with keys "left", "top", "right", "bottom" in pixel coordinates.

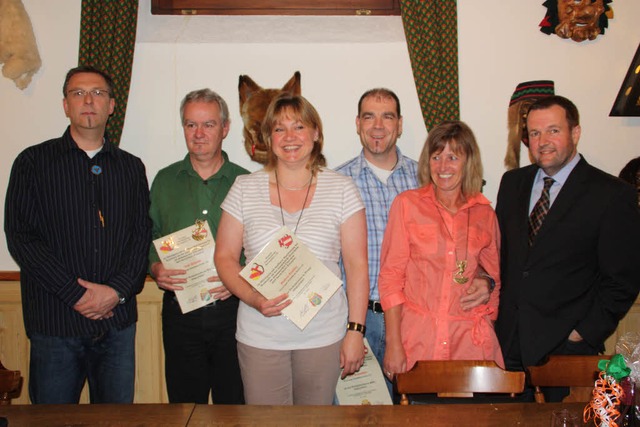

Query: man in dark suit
[{"left": 495, "top": 96, "right": 640, "bottom": 392}]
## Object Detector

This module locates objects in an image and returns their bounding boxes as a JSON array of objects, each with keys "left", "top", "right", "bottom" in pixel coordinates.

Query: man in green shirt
[{"left": 149, "top": 89, "right": 249, "bottom": 404}]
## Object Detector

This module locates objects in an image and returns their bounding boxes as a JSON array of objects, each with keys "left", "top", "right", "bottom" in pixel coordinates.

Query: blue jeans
[
  {"left": 28, "top": 324, "right": 136, "bottom": 404},
  {"left": 365, "top": 309, "right": 393, "bottom": 397}
]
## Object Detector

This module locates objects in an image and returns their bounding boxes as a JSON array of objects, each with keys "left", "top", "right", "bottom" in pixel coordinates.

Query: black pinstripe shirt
[{"left": 4, "top": 127, "right": 151, "bottom": 337}]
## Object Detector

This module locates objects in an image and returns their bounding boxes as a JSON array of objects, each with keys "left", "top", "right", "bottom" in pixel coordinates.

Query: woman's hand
[
  {"left": 383, "top": 340, "right": 407, "bottom": 380},
  {"left": 250, "top": 292, "right": 292, "bottom": 317},
  {"left": 340, "top": 331, "right": 365, "bottom": 379},
  {"left": 208, "top": 275, "right": 233, "bottom": 301}
]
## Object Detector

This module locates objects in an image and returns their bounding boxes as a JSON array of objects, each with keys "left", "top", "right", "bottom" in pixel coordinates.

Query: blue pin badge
[{"left": 91, "top": 165, "right": 102, "bottom": 175}]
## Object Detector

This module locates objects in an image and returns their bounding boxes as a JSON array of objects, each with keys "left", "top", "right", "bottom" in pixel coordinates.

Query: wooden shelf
[{"left": 151, "top": 0, "right": 401, "bottom": 16}]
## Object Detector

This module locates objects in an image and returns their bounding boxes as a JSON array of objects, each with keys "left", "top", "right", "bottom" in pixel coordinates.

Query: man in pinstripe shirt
[{"left": 4, "top": 66, "right": 151, "bottom": 404}]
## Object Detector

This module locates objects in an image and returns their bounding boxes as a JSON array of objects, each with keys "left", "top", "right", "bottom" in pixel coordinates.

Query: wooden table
[
  {"left": 0, "top": 403, "right": 195, "bottom": 427},
  {"left": 0, "top": 402, "right": 593, "bottom": 426},
  {"left": 189, "top": 402, "right": 590, "bottom": 426}
]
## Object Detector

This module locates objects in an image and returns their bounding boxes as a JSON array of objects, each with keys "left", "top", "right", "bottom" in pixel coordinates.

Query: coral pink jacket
[{"left": 379, "top": 185, "right": 504, "bottom": 370}]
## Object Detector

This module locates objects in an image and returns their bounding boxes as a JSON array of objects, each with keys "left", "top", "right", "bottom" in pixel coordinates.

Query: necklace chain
[
  {"left": 279, "top": 179, "right": 311, "bottom": 191},
  {"left": 275, "top": 169, "right": 313, "bottom": 234},
  {"left": 435, "top": 199, "right": 470, "bottom": 285}
]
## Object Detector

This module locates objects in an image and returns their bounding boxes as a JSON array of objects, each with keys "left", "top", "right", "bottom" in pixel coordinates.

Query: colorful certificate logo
[
  {"left": 308, "top": 292, "right": 322, "bottom": 307},
  {"left": 159, "top": 237, "right": 175, "bottom": 252},
  {"left": 249, "top": 263, "right": 264, "bottom": 280},
  {"left": 278, "top": 234, "right": 293, "bottom": 248},
  {"left": 191, "top": 219, "right": 208, "bottom": 241}
]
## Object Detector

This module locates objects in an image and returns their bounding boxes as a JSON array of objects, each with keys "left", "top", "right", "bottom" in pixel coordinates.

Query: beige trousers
[{"left": 237, "top": 340, "right": 342, "bottom": 405}]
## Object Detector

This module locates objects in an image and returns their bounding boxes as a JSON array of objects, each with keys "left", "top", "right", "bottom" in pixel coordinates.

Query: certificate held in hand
[
  {"left": 239, "top": 226, "right": 342, "bottom": 330},
  {"left": 152, "top": 220, "right": 222, "bottom": 314}
]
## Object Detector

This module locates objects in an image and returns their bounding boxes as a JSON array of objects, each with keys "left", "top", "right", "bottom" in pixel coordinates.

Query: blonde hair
[
  {"left": 417, "top": 120, "right": 484, "bottom": 196},
  {"left": 261, "top": 93, "right": 326, "bottom": 174}
]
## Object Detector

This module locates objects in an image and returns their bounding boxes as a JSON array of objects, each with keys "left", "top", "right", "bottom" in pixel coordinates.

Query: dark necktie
[{"left": 528, "top": 177, "right": 555, "bottom": 246}]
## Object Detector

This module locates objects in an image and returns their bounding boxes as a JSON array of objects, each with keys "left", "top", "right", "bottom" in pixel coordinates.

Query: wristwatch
[
  {"left": 116, "top": 291, "right": 126, "bottom": 305},
  {"left": 479, "top": 273, "right": 496, "bottom": 292}
]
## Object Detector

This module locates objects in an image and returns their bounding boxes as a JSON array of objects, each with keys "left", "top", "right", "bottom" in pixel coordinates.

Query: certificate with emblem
[
  {"left": 239, "top": 226, "right": 342, "bottom": 330},
  {"left": 335, "top": 338, "right": 393, "bottom": 405},
  {"left": 152, "top": 220, "right": 221, "bottom": 314}
]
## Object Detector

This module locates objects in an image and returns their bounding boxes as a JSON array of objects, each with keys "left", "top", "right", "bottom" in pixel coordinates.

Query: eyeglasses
[{"left": 66, "top": 89, "right": 111, "bottom": 99}]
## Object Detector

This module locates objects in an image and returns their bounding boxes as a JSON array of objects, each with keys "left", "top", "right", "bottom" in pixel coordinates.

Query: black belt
[{"left": 368, "top": 300, "right": 384, "bottom": 313}]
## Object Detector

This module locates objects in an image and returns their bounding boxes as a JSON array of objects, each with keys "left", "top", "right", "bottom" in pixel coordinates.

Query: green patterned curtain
[
  {"left": 400, "top": 0, "right": 459, "bottom": 131},
  {"left": 78, "top": 0, "right": 138, "bottom": 146}
]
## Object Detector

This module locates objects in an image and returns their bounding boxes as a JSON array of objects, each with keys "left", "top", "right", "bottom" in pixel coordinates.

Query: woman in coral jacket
[{"left": 379, "top": 120, "right": 503, "bottom": 380}]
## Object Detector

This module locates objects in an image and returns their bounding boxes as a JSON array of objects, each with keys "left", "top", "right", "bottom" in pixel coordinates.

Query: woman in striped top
[{"left": 215, "top": 93, "right": 369, "bottom": 405}]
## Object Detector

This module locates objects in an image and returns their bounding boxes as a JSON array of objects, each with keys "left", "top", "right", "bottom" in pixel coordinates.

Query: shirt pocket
[
  {"left": 406, "top": 223, "right": 439, "bottom": 258},
  {"left": 469, "top": 226, "right": 492, "bottom": 250}
]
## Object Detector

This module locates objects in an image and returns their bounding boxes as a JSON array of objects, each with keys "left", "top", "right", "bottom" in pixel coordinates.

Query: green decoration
[
  {"left": 400, "top": 0, "right": 460, "bottom": 131},
  {"left": 78, "top": 0, "right": 138, "bottom": 146},
  {"left": 598, "top": 354, "right": 631, "bottom": 381}
]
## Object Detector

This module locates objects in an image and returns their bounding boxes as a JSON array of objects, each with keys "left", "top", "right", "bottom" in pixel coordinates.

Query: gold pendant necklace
[
  {"left": 275, "top": 169, "right": 313, "bottom": 234},
  {"left": 436, "top": 198, "right": 469, "bottom": 285},
  {"left": 454, "top": 260, "right": 469, "bottom": 284}
]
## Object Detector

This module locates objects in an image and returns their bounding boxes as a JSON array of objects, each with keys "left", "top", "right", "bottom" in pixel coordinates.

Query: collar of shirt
[
  {"left": 59, "top": 126, "right": 117, "bottom": 157},
  {"left": 422, "top": 183, "right": 492, "bottom": 209},
  {"left": 175, "top": 151, "right": 232, "bottom": 181},
  {"left": 529, "top": 153, "right": 582, "bottom": 212},
  {"left": 365, "top": 158, "right": 393, "bottom": 184},
  {"left": 350, "top": 146, "right": 411, "bottom": 180}
]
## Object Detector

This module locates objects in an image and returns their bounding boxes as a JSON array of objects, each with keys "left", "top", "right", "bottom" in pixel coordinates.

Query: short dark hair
[
  {"left": 63, "top": 65, "right": 115, "bottom": 97},
  {"left": 527, "top": 95, "right": 580, "bottom": 129},
  {"left": 357, "top": 88, "right": 401, "bottom": 117}
]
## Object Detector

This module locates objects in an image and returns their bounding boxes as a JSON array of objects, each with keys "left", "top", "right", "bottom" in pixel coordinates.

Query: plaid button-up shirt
[{"left": 335, "top": 148, "right": 418, "bottom": 300}]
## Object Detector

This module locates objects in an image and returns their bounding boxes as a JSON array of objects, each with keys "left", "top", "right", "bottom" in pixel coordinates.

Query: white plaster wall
[
  {"left": 1, "top": 0, "right": 638, "bottom": 269},
  {"left": 458, "top": 1, "right": 640, "bottom": 207},
  {"left": 0, "top": 0, "right": 81, "bottom": 270}
]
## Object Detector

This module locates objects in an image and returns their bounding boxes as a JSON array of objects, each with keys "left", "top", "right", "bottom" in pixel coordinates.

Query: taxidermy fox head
[{"left": 238, "top": 71, "right": 301, "bottom": 164}]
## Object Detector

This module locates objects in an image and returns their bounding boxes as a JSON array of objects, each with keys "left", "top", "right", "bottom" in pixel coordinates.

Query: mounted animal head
[{"left": 239, "top": 71, "right": 301, "bottom": 164}]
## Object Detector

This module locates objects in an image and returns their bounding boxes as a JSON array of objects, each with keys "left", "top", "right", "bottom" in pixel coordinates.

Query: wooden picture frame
[
  {"left": 610, "top": 43, "right": 640, "bottom": 117},
  {"left": 151, "top": 0, "right": 401, "bottom": 16}
]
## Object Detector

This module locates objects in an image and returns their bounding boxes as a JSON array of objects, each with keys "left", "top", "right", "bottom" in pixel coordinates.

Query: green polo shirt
[{"left": 148, "top": 151, "right": 249, "bottom": 266}]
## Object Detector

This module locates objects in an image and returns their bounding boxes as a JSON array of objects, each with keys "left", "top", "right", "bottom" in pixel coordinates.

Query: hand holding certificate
[
  {"left": 153, "top": 220, "right": 222, "bottom": 314},
  {"left": 335, "top": 338, "right": 393, "bottom": 405},
  {"left": 239, "top": 226, "right": 342, "bottom": 330}
]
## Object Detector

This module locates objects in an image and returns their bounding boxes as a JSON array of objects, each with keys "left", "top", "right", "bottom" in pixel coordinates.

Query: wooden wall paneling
[
  {"left": 0, "top": 284, "right": 29, "bottom": 404},
  {"left": 0, "top": 279, "right": 168, "bottom": 404},
  {"left": 135, "top": 284, "right": 167, "bottom": 403},
  {"left": 605, "top": 302, "right": 640, "bottom": 354}
]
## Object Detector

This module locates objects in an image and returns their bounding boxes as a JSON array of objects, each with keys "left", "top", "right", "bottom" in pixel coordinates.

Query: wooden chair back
[
  {"left": 0, "top": 360, "right": 22, "bottom": 404},
  {"left": 395, "top": 360, "right": 526, "bottom": 405},
  {"left": 527, "top": 355, "right": 610, "bottom": 403}
]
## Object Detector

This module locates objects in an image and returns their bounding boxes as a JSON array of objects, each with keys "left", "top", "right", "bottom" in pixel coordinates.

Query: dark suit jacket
[{"left": 495, "top": 156, "right": 640, "bottom": 368}]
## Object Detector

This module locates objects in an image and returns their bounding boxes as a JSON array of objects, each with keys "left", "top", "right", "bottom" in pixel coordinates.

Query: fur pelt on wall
[
  {"left": 238, "top": 72, "right": 301, "bottom": 164},
  {"left": 0, "top": 0, "right": 41, "bottom": 90}
]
